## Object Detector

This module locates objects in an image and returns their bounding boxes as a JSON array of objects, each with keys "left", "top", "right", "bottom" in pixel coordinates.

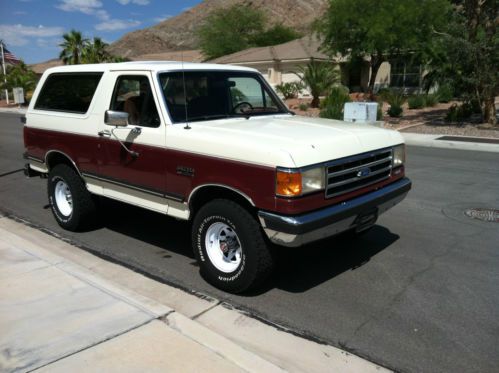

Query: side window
[
  {"left": 110, "top": 75, "right": 160, "bottom": 128},
  {"left": 34, "top": 73, "right": 103, "bottom": 113}
]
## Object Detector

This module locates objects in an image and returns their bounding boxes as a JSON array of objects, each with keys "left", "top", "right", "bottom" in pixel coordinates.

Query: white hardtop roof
[{"left": 44, "top": 61, "right": 258, "bottom": 75}]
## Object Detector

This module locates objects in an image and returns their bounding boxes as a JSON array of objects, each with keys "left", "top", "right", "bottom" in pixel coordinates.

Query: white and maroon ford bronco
[{"left": 23, "top": 62, "right": 411, "bottom": 292}]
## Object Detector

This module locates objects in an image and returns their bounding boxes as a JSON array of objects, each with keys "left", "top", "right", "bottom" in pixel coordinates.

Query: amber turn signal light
[{"left": 276, "top": 171, "right": 302, "bottom": 197}]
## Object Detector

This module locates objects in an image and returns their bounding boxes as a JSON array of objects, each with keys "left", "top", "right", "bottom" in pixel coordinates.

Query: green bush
[
  {"left": 408, "top": 94, "right": 425, "bottom": 109},
  {"left": 445, "top": 102, "right": 473, "bottom": 122},
  {"left": 386, "top": 90, "right": 405, "bottom": 117},
  {"left": 377, "top": 102, "right": 384, "bottom": 120},
  {"left": 436, "top": 84, "right": 453, "bottom": 103},
  {"left": 275, "top": 82, "right": 302, "bottom": 99},
  {"left": 377, "top": 88, "right": 391, "bottom": 101},
  {"left": 298, "top": 103, "right": 309, "bottom": 111},
  {"left": 388, "top": 106, "right": 403, "bottom": 117},
  {"left": 319, "top": 85, "right": 351, "bottom": 120},
  {"left": 425, "top": 94, "right": 438, "bottom": 107},
  {"left": 469, "top": 98, "right": 482, "bottom": 114}
]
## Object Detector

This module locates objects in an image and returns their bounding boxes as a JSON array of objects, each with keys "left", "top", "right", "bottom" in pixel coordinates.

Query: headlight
[
  {"left": 393, "top": 144, "right": 405, "bottom": 167},
  {"left": 276, "top": 166, "right": 325, "bottom": 197}
]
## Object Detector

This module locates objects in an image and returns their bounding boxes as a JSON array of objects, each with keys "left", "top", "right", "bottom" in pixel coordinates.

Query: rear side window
[{"left": 34, "top": 73, "right": 103, "bottom": 114}]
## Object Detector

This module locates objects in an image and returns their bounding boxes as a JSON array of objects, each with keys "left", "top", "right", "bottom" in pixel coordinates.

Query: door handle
[{"left": 98, "top": 130, "right": 111, "bottom": 137}]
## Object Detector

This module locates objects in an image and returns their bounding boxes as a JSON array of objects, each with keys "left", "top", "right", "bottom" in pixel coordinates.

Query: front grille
[{"left": 325, "top": 148, "right": 393, "bottom": 198}]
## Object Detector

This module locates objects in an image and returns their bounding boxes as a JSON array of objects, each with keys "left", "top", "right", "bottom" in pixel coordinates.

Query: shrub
[
  {"left": 445, "top": 102, "right": 473, "bottom": 122},
  {"left": 386, "top": 90, "right": 405, "bottom": 117},
  {"left": 377, "top": 87, "right": 391, "bottom": 101},
  {"left": 296, "top": 61, "right": 340, "bottom": 108},
  {"left": 436, "top": 84, "right": 453, "bottom": 103},
  {"left": 298, "top": 102, "right": 309, "bottom": 111},
  {"left": 408, "top": 94, "right": 425, "bottom": 109},
  {"left": 388, "top": 105, "right": 404, "bottom": 117},
  {"left": 377, "top": 102, "right": 384, "bottom": 120},
  {"left": 275, "top": 82, "right": 302, "bottom": 99},
  {"left": 319, "top": 85, "right": 351, "bottom": 120},
  {"left": 469, "top": 98, "right": 482, "bottom": 114},
  {"left": 425, "top": 94, "right": 438, "bottom": 107}
]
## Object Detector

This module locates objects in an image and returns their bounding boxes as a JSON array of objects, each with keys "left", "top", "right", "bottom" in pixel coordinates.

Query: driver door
[{"left": 96, "top": 72, "right": 168, "bottom": 213}]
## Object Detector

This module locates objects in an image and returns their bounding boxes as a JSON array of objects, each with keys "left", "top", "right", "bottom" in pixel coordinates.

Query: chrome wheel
[
  {"left": 54, "top": 180, "right": 73, "bottom": 217},
  {"left": 205, "top": 222, "right": 242, "bottom": 273}
]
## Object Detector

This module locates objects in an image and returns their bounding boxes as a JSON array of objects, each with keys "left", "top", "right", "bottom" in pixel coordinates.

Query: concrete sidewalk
[{"left": 0, "top": 216, "right": 387, "bottom": 373}]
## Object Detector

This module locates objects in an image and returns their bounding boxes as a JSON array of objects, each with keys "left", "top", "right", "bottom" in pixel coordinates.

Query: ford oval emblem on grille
[{"left": 357, "top": 168, "right": 370, "bottom": 177}]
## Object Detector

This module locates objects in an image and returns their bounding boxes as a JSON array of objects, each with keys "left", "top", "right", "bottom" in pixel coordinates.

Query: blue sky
[{"left": 0, "top": 0, "right": 203, "bottom": 64}]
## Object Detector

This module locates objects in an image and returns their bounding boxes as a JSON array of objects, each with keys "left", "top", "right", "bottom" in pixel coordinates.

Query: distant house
[
  {"left": 30, "top": 59, "right": 63, "bottom": 77},
  {"left": 29, "top": 41, "right": 424, "bottom": 94},
  {"left": 210, "top": 36, "right": 423, "bottom": 93}
]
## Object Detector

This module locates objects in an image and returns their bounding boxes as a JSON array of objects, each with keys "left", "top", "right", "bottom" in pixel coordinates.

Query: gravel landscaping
[{"left": 285, "top": 98, "right": 499, "bottom": 139}]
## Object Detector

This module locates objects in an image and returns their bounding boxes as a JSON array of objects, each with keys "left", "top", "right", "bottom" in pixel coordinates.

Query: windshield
[{"left": 159, "top": 71, "right": 288, "bottom": 123}]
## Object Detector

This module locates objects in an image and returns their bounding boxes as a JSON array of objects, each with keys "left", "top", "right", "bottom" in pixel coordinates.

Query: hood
[{"left": 168, "top": 114, "right": 404, "bottom": 168}]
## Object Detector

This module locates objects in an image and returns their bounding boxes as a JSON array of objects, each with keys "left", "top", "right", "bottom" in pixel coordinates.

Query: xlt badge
[{"left": 176, "top": 166, "right": 195, "bottom": 177}]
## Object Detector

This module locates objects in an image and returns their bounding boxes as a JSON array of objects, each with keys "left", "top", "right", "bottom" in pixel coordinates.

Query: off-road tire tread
[
  {"left": 192, "top": 199, "right": 273, "bottom": 293},
  {"left": 48, "top": 164, "right": 96, "bottom": 231}
]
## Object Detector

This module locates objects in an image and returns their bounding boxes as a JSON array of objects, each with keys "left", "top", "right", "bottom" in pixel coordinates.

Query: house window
[{"left": 390, "top": 60, "right": 421, "bottom": 89}]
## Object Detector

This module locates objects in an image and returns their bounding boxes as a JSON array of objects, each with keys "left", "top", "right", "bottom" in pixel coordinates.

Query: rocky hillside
[{"left": 108, "top": 0, "right": 327, "bottom": 58}]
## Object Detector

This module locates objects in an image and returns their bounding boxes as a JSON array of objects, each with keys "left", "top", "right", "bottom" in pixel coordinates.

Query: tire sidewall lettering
[
  {"left": 49, "top": 175, "right": 72, "bottom": 224},
  {"left": 196, "top": 214, "right": 245, "bottom": 282}
]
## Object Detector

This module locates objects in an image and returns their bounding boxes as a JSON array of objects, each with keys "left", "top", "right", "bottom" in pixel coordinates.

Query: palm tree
[
  {"left": 295, "top": 60, "right": 340, "bottom": 108},
  {"left": 59, "top": 30, "right": 88, "bottom": 65},
  {"left": 82, "top": 37, "right": 110, "bottom": 64}
]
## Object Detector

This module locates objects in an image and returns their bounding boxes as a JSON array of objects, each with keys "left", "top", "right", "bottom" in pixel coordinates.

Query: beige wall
[{"left": 233, "top": 59, "right": 393, "bottom": 94}]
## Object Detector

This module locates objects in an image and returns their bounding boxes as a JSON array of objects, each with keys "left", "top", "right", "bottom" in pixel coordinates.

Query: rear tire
[
  {"left": 192, "top": 199, "right": 273, "bottom": 293},
  {"left": 48, "top": 164, "right": 96, "bottom": 231}
]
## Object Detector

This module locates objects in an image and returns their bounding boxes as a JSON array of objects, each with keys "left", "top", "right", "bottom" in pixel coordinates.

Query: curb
[
  {"left": 401, "top": 133, "right": 499, "bottom": 153},
  {"left": 0, "top": 214, "right": 390, "bottom": 373},
  {"left": 0, "top": 216, "right": 284, "bottom": 373},
  {"left": 0, "top": 107, "right": 26, "bottom": 114}
]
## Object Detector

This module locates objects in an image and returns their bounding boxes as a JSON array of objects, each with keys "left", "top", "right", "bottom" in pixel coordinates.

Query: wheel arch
[
  {"left": 188, "top": 184, "right": 256, "bottom": 218},
  {"left": 45, "top": 150, "right": 83, "bottom": 178}
]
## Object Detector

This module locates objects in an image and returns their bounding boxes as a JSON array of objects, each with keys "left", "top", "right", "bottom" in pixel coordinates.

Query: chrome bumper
[{"left": 258, "top": 178, "right": 411, "bottom": 247}]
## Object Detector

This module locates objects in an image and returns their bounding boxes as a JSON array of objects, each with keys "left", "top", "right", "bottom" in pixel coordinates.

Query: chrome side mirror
[{"left": 105, "top": 110, "right": 129, "bottom": 127}]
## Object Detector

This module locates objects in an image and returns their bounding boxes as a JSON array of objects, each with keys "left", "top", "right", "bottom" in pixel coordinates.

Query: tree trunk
[
  {"left": 483, "top": 95, "right": 497, "bottom": 126},
  {"left": 311, "top": 96, "right": 320, "bottom": 108}
]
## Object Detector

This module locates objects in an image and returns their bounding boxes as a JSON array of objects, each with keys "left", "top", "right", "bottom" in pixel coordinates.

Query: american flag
[{"left": 1, "top": 43, "right": 20, "bottom": 64}]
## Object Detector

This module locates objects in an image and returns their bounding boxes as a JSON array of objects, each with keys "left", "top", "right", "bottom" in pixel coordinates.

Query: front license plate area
[{"left": 354, "top": 208, "right": 378, "bottom": 232}]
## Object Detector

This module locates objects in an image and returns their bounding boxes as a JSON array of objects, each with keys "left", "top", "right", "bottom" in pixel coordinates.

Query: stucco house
[{"left": 211, "top": 36, "right": 423, "bottom": 93}]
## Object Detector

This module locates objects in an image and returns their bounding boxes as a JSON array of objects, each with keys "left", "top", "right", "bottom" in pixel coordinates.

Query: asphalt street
[{"left": 1, "top": 112, "right": 498, "bottom": 373}]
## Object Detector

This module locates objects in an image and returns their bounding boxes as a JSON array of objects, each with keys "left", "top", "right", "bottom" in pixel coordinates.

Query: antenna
[{"left": 181, "top": 49, "right": 191, "bottom": 130}]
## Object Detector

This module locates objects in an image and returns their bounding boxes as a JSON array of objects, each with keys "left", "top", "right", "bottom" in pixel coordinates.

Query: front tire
[
  {"left": 192, "top": 199, "right": 273, "bottom": 293},
  {"left": 48, "top": 164, "right": 96, "bottom": 231}
]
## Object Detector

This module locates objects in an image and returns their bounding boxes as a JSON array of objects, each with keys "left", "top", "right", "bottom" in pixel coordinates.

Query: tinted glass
[
  {"left": 159, "top": 71, "right": 286, "bottom": 123},
  {"left": 35, "top": 73, "right": 103, "bottom": 113},
  {"left": 110, "top": 75, "right": 160, "bottom": 128}
]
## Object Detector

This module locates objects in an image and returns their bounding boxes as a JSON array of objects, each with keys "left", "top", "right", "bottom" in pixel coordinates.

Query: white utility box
[
  {"left": 13, "top": 87, "right": 25, "bottom": 105},
  {"left": 344, "top": 102, "right": 378, "bottom": 123}
]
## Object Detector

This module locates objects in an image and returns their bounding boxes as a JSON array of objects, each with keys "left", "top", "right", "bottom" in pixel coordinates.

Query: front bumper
[{"left": 258, "top": 177, "right": 412, "bottom": 247}]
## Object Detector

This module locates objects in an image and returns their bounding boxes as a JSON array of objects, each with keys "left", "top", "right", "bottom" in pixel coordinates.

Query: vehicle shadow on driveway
[
  {"left": 96, "top": 198, "right": 399, "bottom": 295},
  {"left": 98, "top": 198, "right": 194, "bottom": 259},
  {"left": 257, "top": 227, "right": 400, "bottom": 294}
]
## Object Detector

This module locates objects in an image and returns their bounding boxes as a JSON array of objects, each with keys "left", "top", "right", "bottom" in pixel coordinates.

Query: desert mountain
[{"left": 107, "top": 0, "right": 327, "bottom": 58}]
